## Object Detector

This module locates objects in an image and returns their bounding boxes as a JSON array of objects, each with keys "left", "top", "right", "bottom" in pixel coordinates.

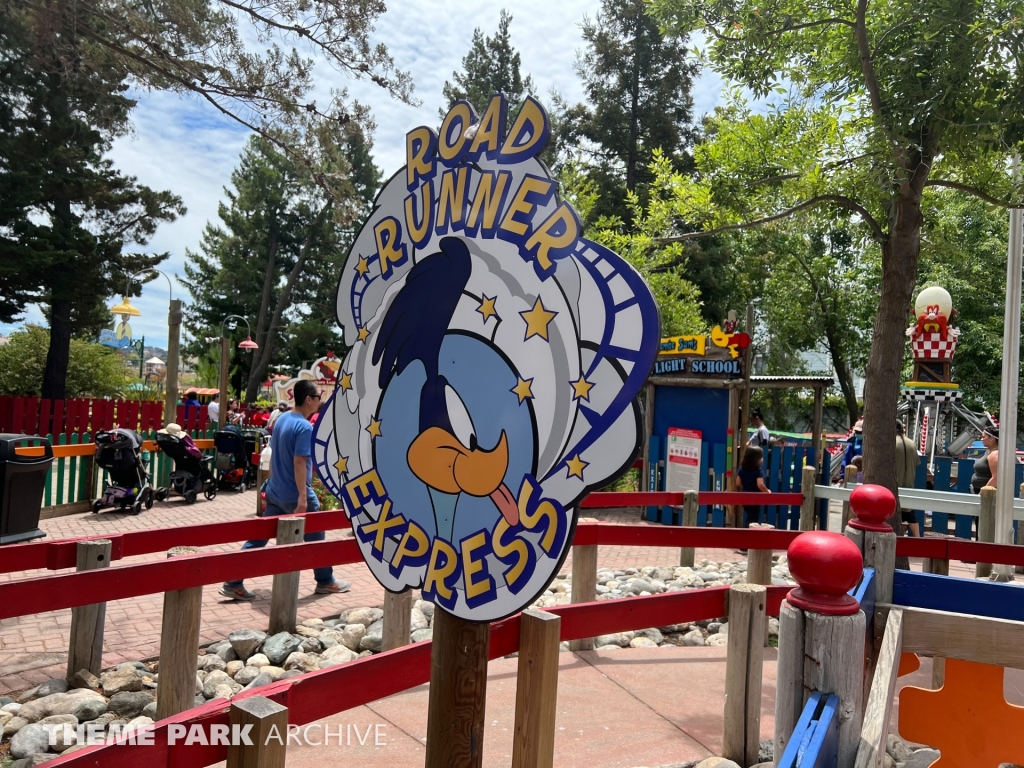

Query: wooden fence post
[
  {"left": 976, "top": 486, "right": 997, "bottom": 579},
  {"left": 66, "top": 539, "right": 111, "bottom": 681},
  {"left": 723, "top": 583, "right": 767, "bottom": 767},
  {"left": 156, "top": 546, "right": 203, "bottom": 720},
  {"left": 680, "top": 490, "right": 699, "bottom": 567},
  {"left": 746, "top": 548, "right": 773, "bottom": 646},
  {"left": 922, "top": 556, "right": 948, "bottom": 688},
  {"left": 424, "top": 607, "right": 490, "bottom": 768},
  {"left": 841, "top": 465, "right": 859, "bottom": 530},
  {"left": 226, "top": 695, "right": 289, "bottom": 768},
  {"left": 569, "top": 524, "right": 597, "bottom": 652},
  {"left": 774, "top": 598, "right": 805, "bottom": 761},
  {"left": 784, "top": 532, "right": 866, "bottom": 766},
  {"left": 799, "top": 466, "right": 817, "bottom": 531},
  {"left": 382, "top": 589, "right": 413, "bottom": 651},
  {"left": 512, "top": 610, "right": 561, "bottom": 768},
  {"left": 268, "top": 516, "right": 305, "bottom": 635}
]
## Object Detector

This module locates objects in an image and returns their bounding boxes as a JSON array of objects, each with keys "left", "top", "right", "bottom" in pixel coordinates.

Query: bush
[{"left": 0, "top": 325, "right": 130, "bottom": 397}]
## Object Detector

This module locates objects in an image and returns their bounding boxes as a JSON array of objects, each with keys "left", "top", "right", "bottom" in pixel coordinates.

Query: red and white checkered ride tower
[{"left": 903, "top": 285, "right": 963, "bottom": 468}]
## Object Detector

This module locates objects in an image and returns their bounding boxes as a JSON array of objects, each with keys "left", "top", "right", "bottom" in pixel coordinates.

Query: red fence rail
[{"left": 42, "top": 583, "right": 792, "bottom": 768}]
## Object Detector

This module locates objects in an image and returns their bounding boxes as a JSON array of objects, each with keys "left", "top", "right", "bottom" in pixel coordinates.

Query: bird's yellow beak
[{"left": 407, "top": 428, "right": 519, "bottom": 525}]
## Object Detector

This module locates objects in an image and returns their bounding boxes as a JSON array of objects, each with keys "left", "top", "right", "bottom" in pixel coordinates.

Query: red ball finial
[
  {"left": 786, "top": 532, "right": 863, "bottom": 616},
  {"left": 847, "top": 484, "right": 895, "bottom": 532}
]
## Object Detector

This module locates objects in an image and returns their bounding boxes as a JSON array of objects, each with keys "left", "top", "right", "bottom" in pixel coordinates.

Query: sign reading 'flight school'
[{"left": 312, "top": 96, "right": 660, "bottom": 622}]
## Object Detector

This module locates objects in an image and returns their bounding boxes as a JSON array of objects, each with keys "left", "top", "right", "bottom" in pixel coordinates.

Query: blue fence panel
[
  {"left": 777, "top": 691, "right": 840, "bottom": 768},
  {"left": 894, "top": 570, "right": 1024, "bottom": 622}
]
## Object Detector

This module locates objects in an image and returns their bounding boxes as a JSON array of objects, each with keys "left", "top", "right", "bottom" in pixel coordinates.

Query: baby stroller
[
  {"left": 214, "top": 425, "right": 252, "bottom": 491},
  {"left": 91, "top": 429, "right": 152, "bottom": 515},
  {"left": 241, "top": 427, "right": 269, "bottom": 489},
  {"left": 154, "top": 427, "right": 217, "bottom": 505}
]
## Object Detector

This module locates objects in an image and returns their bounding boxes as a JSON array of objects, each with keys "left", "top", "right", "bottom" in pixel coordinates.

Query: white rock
[
  {"left": 320, "top": 645, "right": 358, "bottom": 667},
  {"left": 630, "top": 637, "right": 658, "bottom": 648},
  {"left": 246, "top": 653, "right": 271, "bottom": 668}
]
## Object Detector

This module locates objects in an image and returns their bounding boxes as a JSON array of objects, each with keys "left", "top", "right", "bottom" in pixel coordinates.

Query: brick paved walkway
[{"left": 0, "top": 494, "right": 745, "bottom": 697}]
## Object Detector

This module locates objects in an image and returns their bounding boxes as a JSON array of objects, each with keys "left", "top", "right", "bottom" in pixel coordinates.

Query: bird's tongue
[{"left": 490, "top": 483, "right": 519, "bottom": 526}]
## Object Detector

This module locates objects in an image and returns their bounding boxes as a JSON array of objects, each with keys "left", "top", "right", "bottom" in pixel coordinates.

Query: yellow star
[
  {"left": 476, "top": 295, "right": 498, "bottom": 322},
  {"left": 520, "top": 297, "right": 557, "bottom": 341},
  {"left": 565, "top": 454, "right": 588, "bottom": 479},
  {"left": 570, "top": 374, "right": 595, "bottom": 401},
  {"left": 334, "top": 455, "right": 349, "bottom": 475},
  {"left": 338, "top": 371, "right": 353, "bottom": 393},
  {"left": 357, "top": 326, "right": 370, "bottom": 343},
  {"left": 511, "top": 377, "right": 534, "bottom": 404},
  {"left": 354, "top": 256, "right": 370, "bottom": 276},
  {"left": 366, "top": 417, "right": 383, "bottom": 438}
]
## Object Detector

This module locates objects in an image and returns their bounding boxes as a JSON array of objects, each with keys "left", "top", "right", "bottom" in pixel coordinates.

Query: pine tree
[
  {"left": 440, "top": 10, "right": 535, "bottom": 118},
  {"left": 184, "top": 128, "right": 381, "bottom": 401},
  {"left": 0, "top": 5, "right": 183, "bottom": 399},
  {"left": 565, "top": 0, "right": 699, "bottom": 220}
]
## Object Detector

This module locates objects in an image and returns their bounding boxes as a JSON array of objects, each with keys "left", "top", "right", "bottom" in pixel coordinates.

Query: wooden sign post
[{"left": 424, "top": 608, "right": 490, "bottom": 768}]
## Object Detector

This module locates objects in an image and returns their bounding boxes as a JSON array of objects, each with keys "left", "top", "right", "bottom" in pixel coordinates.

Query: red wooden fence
[{"left": 0, "top": 396, "right": 207, "bottom": 437}]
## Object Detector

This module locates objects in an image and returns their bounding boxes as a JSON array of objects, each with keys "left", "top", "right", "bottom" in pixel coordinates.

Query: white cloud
[{"left": 0, "top": 0, "right": 727, "bottom": 349}]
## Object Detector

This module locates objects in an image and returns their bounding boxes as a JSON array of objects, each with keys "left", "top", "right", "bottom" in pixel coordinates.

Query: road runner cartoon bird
[
  {"left": 372, "top": 238, "right": 519, "bottom": 543},
  {"left": 311, "top": 95, "right": 660, "bottom": 621}
]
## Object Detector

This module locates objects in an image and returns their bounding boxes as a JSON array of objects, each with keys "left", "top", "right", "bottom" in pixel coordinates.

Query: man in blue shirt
[{"left": 220, "top": 380, "right": 350, "bottom": 600}]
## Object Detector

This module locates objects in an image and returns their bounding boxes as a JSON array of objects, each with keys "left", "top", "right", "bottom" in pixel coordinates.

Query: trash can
[{"left": 0, "top": 434, "right": 52, "bottom": 545}]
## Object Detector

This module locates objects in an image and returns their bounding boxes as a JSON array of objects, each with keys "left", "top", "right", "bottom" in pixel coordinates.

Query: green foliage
[
  {"left": 185, "top": 130, "right": 380, "bottom": 402},
  {"left": 0, "top": 3, "right": 183, "bottom": 399},
  {"left": 0, "top": 326, "right": 129, "bottom": 397},
  {"left": 561, "top": 0, "right": 699, "bottom": 218},
  {"left": 918, "top": 194, "right": 1022, "bottom": 420},
  {"left": 441, "top": 10, "right": 534, "bottom": 118},
  {"left": 649, "top": 0, "right": 1024, "bottom": 490},
  {"left": 588, "top": 151, "right": 707, "bottom": 336}
]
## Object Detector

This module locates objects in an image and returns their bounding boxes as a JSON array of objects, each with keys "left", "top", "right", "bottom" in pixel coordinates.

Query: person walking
[
  {"left": 220, "top": 380, "right": 350, "bottom": 600},
  {"left": 747, "top": 407, "right": 770, "bottom": 448},
  {"left": 971, "top": 426, "right": 999, "bottom": 493},
  {"left": 842, "top": 418, "right": 864, "bottom": 471},
  {"left": 736, "top": 446, "right": 772, "bottom": 528},
  {"left": 895, "top": 421, "right": 921, "bottom": 537}
]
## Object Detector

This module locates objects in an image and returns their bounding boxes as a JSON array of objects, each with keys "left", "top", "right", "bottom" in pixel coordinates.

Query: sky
[{"left": 0, "top": 0, "right": 727, "bottom": 350}]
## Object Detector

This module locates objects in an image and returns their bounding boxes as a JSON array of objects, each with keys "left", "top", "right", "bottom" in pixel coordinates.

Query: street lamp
[
  {"left": 111, "top": 269, "right": 181, "bottom": 426},
  {"left": 218, "top": 315, "right": 259, "bottom": 430}
]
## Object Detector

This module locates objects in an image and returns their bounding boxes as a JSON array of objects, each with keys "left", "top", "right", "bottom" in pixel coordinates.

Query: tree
[
  {"left": 0, "top": 6, "right": 184, "bottom": 400},
  {"left": 7, "top": 0, "right": 413, "bottom": 178},
  {"left": 917, "top": 194, "right": 1023, "bottom": 422},
  {"left": 562, "top": 0, "right": 699, "bottom": 220},
  {"left": 733, "top": 221, "right": 878, "bottom": 425},
  {"left": 440, "top": 10, "right": 534, "bottom": 118},
  {"left": 185, "top": 127, "right": 380, "bottom": 401},
  {"left": 586, "top": 152, "right": 707, "bottom": 336},
  {"left": 0, "top": 326, "right": 129, "bottom": 398},
  {"left": 650, "top": 0, "right": 1024, "bottom": 520}
]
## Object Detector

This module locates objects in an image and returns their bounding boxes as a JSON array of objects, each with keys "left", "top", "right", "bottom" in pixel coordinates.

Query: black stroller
[
  {"left": 154, "top": 431, "right": 217, "bottom": 505},
  {"left": 214, "top": 426, "right": 252, "bottom": 491},
  {"left": 241, "top": 427, "right": 269, "bottom": 489},
  {"left": 91, "top": 429, "right": 152, "bottom": 515}
]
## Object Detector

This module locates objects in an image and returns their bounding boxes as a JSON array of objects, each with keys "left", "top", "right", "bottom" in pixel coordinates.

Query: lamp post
[
  {"left": 112, "top": 270, "right": 180, "bottom": 426},
  {"left": 218, "top": 315, "right": 259, "bottom": 431}
]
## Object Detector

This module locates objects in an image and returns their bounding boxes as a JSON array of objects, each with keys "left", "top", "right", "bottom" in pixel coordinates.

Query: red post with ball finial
[{"left": 775, "top": 531, "right": 867, "bottom": 767}]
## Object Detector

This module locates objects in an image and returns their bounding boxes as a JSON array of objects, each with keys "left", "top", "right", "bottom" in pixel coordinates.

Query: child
[
  {"left": 851, "top": 455, "right": 864, "bottom": 483},
  {"left": 736, "top": 446, "right": 772, "bottom": 529}
]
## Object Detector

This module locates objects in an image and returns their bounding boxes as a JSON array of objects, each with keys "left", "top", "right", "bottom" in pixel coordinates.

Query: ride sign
[{"left": 312, "top": 95, "right": 661, "bottom": 621}]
